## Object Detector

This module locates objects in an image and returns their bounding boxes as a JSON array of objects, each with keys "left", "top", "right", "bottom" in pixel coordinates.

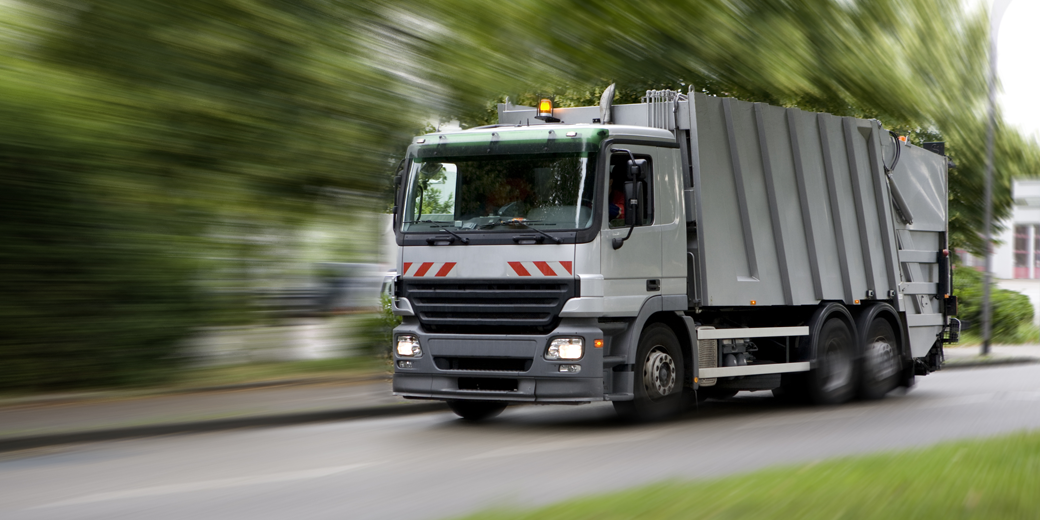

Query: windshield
[{"left": 401, "top": 152, "right": 597, "bottom": 232}]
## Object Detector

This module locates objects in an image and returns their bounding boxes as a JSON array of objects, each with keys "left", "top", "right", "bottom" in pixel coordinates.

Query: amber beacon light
[{"left": 535, "top": 98, "right": 560, "bottom": 122}]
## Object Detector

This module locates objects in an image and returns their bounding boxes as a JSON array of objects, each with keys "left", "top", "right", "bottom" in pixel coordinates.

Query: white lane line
[
  {"left": 465, "top": 430, "right": 666, "bottom": 461},
  {"left": 35, "top": 463, "right": 369, "bottom": 509}
]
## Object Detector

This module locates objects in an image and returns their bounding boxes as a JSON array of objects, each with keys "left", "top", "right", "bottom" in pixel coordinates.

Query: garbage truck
[{"left": 389, "top": 86, "right": 958, "bottom": 420}]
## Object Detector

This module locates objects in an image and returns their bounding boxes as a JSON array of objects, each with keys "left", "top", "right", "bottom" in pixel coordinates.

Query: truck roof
[{"left": 412, "top": 124, "right": 675, "bottom": 146}]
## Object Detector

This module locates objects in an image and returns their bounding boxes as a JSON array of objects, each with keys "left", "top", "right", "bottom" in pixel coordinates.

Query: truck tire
[
  {"left": 447, "top": 400, "right": 507, "bottom": 421},
  {"left": 859, "top": 317, "right": 902, "bottom": 400},
  {"left": 808, "top": 316, "right": 858, "bottom": 405},
  {"left": 614, "top": 323, "right": 685, "bottom": 421}
]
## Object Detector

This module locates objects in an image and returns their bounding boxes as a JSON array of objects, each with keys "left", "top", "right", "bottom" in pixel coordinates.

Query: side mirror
[
  {"left": 624, "top": 180, "right": 644, "bottom": 227},
  {"left": 628, "top": 158, "right": 648, "bottom": 180}
]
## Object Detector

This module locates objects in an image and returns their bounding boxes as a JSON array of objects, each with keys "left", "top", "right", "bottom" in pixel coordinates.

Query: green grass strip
[{"left": 459, "top": 431, "right": 1040, "bottom": 520}]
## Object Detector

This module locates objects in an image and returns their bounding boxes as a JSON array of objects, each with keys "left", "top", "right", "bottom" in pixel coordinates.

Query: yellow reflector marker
[
  {"left": 694, "top": 377, "right": 699, "bottom": 383},
  {"left": 750, "top": 300, "right": 756, "bottom": 305},
  {"left": 594, "top": 339, "right": 604, "bottom": 348},
  {"left": 854, "top": 299, "right": 861, "bottom": 304}
]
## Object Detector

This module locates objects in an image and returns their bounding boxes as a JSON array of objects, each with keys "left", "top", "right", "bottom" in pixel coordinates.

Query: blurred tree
[
  {"left": 426, "top": 0, "right": 1038, "bottom": 254},
  {"left": 1, "top": 0, "right": 429, "bottom": 389},
  {"left": 2, "top": 0, "right": 1038, "bottom": 389}
]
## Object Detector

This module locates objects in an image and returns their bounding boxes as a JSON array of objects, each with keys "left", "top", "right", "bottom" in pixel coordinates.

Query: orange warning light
[
  {"left": 538, "top": 98, "right": 553, "bottom": 117},
  {"left": 594, "top": 339, "right": 604, "bottom": 348},
  {"left": 750, "top": 300, "right": 757, "bottom": 305},
  {"left": 854, "top": 299, "right": 861, "bottom": 304}
]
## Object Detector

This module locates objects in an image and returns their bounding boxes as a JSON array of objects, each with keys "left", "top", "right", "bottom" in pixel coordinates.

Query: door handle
[{"left": 646, "top": 279, "right": 660, "bottom": 292}]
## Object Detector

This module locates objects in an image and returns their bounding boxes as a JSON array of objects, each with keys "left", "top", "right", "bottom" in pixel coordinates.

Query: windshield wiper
[
  {"left": 403, "top": 220, "right": 443, "bottom": 224},
  {"left": 513, "top": 223, "right": 561, "bottom": 244},
  {"left": 480, "top": 218, "right": 545, "bottom": 229},
  {"left": 480, "top": 218, "right": 562, "bottom": 244},
  {"left": 439, "top": 228, "right": 469, "bottom": 244}
]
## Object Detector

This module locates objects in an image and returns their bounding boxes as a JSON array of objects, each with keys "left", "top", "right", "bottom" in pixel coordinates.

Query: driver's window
[{"left": 607, "top": 153, "right": 653, "bottom": 228}]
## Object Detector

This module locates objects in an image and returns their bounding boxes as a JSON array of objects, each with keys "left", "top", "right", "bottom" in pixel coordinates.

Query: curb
[
  {"left": 942, "top": 357, "right": 1040, "bottom": 370},
  {"left": 0, "top": 401, "right": 448, "bottom": 453}
]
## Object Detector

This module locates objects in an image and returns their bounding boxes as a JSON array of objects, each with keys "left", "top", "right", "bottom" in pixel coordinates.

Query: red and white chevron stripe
[
  {"left": 507, "top": 261, "right": 573, "bottom": 277},
  {"left": 402, "top": 262, "right": 457, "bottom": 278}
]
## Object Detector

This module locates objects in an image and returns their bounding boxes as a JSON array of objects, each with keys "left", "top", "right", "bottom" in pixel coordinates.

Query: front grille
[
  {"left": 434, "top": 357, "right": 532, "bottom": 372},
  {"left": 401, "top": 279, "right": 577, "bottom": 334}
]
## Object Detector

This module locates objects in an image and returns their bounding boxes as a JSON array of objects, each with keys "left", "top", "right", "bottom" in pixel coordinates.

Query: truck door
[{"left": 601, "top": 144, "right": 668, "bottom": 314}]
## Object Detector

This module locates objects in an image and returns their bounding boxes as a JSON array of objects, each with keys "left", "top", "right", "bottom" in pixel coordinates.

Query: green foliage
[
  {"left": 434, "top": 0, "right": 1039, "bottom": 255},
  {"left": 0, "top": 64, "right": 208, "bottom": 390},
  {"left": 458, "top": 431, "right": 1040, "bottom": 519},
  {"left": 3, "top": 0, "right": 1039, "bottom": 390},
  {"left": 376, "top": 294, "right": 402, "bottom": 358},
  {"left": 953, "top": 266, "right": 1035, "bottom": 343}
]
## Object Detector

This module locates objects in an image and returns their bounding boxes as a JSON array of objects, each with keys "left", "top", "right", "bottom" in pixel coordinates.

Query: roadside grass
[
  {"left": 459, "top": 431, "right": 1040, "bottom": 520},
  {"left": 168, "top": 356, "right": 390, "bottom": 389}
]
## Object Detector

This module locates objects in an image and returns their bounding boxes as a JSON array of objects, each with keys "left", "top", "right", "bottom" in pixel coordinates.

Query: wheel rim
[
  {"left": 643, "top": 346, "right": 677, "bottom": 400},
  {"left": 866, "top": 335, "right": 899, "bottom": 381},
  {"left": 821, "top": 335, "right": 852, "bottom": 393}
]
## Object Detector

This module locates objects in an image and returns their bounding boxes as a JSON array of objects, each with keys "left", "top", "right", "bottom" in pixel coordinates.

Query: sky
[{"left": 992, "top": 0, "right": 1040, "bottom": 142}]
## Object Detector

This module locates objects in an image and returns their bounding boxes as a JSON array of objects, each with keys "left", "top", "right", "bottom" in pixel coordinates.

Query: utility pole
[{"left": 982, "top": 0, "right": 1014, "bottom": 356}]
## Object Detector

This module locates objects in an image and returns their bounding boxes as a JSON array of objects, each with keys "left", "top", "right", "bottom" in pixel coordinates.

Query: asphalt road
[{"left": 3, "top": 364, "right": 1040, "bottom": 520}]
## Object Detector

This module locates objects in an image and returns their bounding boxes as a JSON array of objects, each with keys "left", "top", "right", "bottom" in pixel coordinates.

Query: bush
[{"left": 953, "top": 266, "right": 1035, "bottom": 343}]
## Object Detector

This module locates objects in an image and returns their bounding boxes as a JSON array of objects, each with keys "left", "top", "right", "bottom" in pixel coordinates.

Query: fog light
[
  {"left": 396, "top": 334, "right": 422, "bottom": 357},
  {"left": 559, "top": 364, "right": 581, "bottom": 373},
  {"left": 545, "top": 337, "right": 584, "bottom": 360},
  {"left": 397, "top": 360, "right": 414, "bottom": 369}
]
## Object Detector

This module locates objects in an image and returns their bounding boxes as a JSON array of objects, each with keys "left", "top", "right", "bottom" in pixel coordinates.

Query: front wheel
[
  {"left": 614, "top": 324, "right": 685, "bottom": 421},
  {"left": 448, "top": 400, "right": 507, "bottom": 421}
]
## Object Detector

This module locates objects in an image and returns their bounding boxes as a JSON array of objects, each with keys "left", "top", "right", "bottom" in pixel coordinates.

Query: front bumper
[{"left": 392, "top": 319, "right": 604, "bottom": 403}]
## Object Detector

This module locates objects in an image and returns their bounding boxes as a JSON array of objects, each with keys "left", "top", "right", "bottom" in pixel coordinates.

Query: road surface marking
[{"left": 35, "top": 463, "right": 369, "bottom": 509}]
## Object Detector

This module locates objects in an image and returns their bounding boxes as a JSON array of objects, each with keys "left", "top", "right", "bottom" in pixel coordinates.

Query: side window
[
  {"left": 607, "top": 152, "right": 653, "bottom": 228},
  {"left": 410, "top": 162, "right": 457, "bottom": 222}
]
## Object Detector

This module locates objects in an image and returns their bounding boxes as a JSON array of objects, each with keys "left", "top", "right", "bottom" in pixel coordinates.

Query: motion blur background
[{"left": 2, "top": 0, "right": 1039, "bottom": 392}]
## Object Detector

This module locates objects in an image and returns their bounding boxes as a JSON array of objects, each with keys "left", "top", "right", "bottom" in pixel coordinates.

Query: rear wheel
[
  {"left": 614, "top": 324, "right": 685, "bottom": 421},
  {"left": 859, "top": 318, "right": 902, "bottom": 400},
  {"left": 808, "top": 317, "right": 857, "bottom": 405},
  {"left": 447, "top": 400, "right": 507, "bottom": 421}
]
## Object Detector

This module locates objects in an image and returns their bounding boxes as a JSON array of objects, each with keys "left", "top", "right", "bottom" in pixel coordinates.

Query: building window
[
  {"left": 1031, "top": 224, "right": 1040, "bottom": 280},
  {"left": 1014, "top": 225, "right": 1029, "bottom": 278}
]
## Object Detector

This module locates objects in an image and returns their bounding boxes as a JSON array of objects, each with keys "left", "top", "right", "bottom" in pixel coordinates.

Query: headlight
[
  {"left": 545, "top": 337, "right": 584, "bottom": 360},
  {"left": 396, "top": 334, "right": 422, "bottom": 357}
]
